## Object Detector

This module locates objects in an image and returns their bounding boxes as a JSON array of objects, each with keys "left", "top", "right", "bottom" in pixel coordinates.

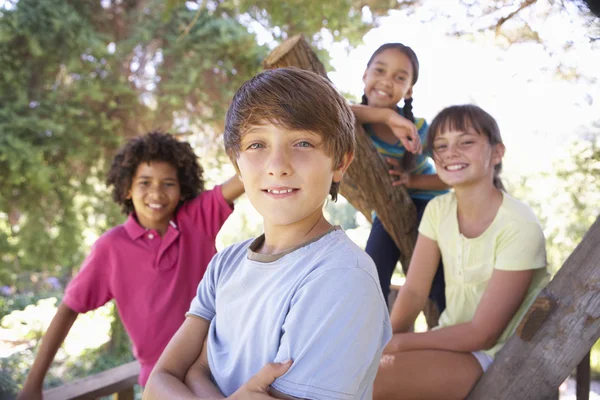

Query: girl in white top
[{"left": 374, "top": 104, "right": 549, "bottom": 400}]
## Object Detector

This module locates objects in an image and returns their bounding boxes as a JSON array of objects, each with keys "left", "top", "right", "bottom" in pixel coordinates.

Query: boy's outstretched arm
[
  {"left": 220, "top": 175, "right": 245, "bottom": 205},
  {"left": 18, "top": 303, "right": 79, "bottom": 400}
]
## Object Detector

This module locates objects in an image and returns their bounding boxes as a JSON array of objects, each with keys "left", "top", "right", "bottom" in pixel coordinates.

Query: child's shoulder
[
  {"left": 296, "top": 230, "right": 382, "bottom": 296},
  {"left": 93, "top": 223, "right": 129, "bottom": 249},
  {"left": 210, "top": 237, "right": 255, "bottom": 270},
  {"left": 217, "top": 237, "right": 254, "bottom": 257},
  {"left": 227, "top": 236, "right": 255, "bottom": 251},
  {"left": 414, "top": 116, "right": 427, "bottom": 131},
  {"left": 312, "top": 229, "right": 377, "bottom": 274},
  {"left": 427, "top": 191, "right": 456, "bottom": 210},
  {"left": 177, "top": 186, "right": 223, "bottom": 212},
  {"left": 500, "top": 193, "right": 542, "bottom": 225}
]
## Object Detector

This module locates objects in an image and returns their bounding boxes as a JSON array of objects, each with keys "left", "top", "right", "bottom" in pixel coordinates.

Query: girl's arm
[
  {"left": 18, "top": 303, "right": 79, "bottom": 400},
  {"left": 391, "top": 172, "right": 450, "bottom": 191},
  {"left": 350, "top": 104, "right": 421, "bottom": 154},
  {"left": 386, "top": 268, "right": 535, "bottom": 354},
  {"left": 350, "top": 104, "right": 394, "bottom": 125},
  {"left": 389, "top": 234, "right": 442, "bottom": 334},
  {"left": 220, "top": 175, "right": 245, "bottom": 205}
]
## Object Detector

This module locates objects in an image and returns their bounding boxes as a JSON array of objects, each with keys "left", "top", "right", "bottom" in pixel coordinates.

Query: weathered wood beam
[
  {"left": 43, "top": 360, "right": 139, "bottom": 400},
  {"left": 467, "top": 216, "right": 600, "bottom": 400}
]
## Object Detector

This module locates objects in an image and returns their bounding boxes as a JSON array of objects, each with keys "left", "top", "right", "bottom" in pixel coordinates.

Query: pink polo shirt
[{"left": 63, "top": 186, "right": 233, "bottom": 385}]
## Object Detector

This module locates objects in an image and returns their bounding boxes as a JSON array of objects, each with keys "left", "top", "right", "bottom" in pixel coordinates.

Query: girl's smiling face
[
  {"left": 362, "top": 48, "right": 414, "bottom": 109},
  {"left": 432, "top": 128, "right": 505, "bottom": 189}
]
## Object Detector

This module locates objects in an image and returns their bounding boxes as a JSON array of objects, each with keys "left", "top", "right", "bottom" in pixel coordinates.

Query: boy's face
[
  {"left": 127, "top": 161, "right": 181, "bottom": 235},
  {"left": 236, "top": 123, "right": 351, "bottom": 229}
]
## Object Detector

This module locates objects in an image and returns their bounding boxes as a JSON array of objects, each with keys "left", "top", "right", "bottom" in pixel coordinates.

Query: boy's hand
[
  {"left": 386, "top": 111, "right": 422, "bottom": 154},
  {"left": 229, "top": 360, "right": 293, "bottom": 400},
  {"left": 386, "top": 158, "right": 412, "bottom": 188}
]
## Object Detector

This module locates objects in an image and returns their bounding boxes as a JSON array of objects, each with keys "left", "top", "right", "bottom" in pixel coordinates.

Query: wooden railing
[{"left": 42, "top": 361, "right": 139, "bottom": 400}]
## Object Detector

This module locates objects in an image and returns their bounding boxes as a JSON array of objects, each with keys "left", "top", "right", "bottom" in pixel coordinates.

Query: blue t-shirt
[
  {"left": 363, "top": 108, "right": 448, "bottom": 201},
  {"left": 187, "top": 228, "right": 392, "bottom": 399}
]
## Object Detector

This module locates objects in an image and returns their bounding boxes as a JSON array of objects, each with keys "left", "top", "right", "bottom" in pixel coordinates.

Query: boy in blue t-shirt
[{"left": 144, "top": 68, "right": 392, "bottom": 399}]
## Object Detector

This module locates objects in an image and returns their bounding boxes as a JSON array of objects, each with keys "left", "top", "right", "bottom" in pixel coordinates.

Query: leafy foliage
[
  {"left": 544, "top": 124, "right": 600, "bottom": 270},
  {"left": 0, "top": 0, "right": 411, "bottom": 287}
]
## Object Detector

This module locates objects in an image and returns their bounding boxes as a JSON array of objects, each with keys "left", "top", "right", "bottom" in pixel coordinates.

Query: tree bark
[
  {"left": 467, "top": 216, "right": 600, "bottom": 400},
  {"left": 263, "top": 34, "right": 440, "bottom": 326}
]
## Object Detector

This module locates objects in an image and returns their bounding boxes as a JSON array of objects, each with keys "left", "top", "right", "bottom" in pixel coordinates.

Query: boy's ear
[
  {"left": 405, "top": 87, "right": 413, "bottom": 100},
  {"left": 332, "top": 152, "right": 355, "bottom": 183}
]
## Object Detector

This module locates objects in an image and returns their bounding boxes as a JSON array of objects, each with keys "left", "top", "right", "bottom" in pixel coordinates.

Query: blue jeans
[{"left": 365, "top": 198, "right": 446, "bottom": 313}]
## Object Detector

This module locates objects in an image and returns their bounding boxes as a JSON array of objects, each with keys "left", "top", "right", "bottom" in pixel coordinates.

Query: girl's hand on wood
[{"left": 386, "top": 157, "right": 412, "bottom": 188}]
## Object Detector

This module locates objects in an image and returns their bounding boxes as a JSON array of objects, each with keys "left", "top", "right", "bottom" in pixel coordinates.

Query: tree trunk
[
  {"left": 467, "top": 216, "right": 600, "bottom": 400},
  {"left": 263, "top": 34, "right": 440, "bottom": 326}
]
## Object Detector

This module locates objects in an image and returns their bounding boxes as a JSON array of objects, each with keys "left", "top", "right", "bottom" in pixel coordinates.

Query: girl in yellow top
[{"left": 374, "top": 105, "right": 549, "bottom": 400}]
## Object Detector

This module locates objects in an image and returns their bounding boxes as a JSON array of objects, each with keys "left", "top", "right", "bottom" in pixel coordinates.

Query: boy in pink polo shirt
[{"left": 18, "top": 132, "right": 244, "bottom": 399}]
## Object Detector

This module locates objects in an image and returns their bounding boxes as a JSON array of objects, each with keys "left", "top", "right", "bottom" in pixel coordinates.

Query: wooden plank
[
  {"left": 43, "top": 361, "right": 139, "bottom": 400},
  {"left": 467, "top": 216, "right": 600, "bottom": 400}
]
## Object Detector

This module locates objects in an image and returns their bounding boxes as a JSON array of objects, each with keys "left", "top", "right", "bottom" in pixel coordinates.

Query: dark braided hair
[
  {"left": 107, "top": 131, "right": 204, "bottom": 215},
  {"left": 362, "top": 43, "right": 420, "bottom": 171}
]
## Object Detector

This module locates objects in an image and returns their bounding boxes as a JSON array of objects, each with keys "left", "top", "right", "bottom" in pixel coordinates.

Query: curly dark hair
[{"left": 107, "top": 132, "right": 204, "bottom": 215}]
